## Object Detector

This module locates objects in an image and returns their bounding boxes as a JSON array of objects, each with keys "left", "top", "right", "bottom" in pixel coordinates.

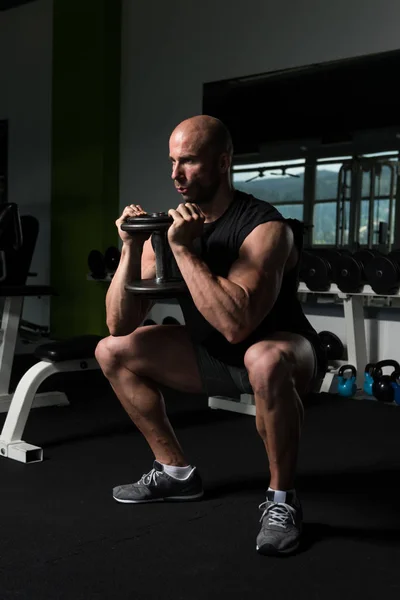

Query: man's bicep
[
  {"left": 227, "top": 221, "right": 293, "bottom": 293},
  {"left": 226, "top": 222, "right": 293, "bottom": 333}
]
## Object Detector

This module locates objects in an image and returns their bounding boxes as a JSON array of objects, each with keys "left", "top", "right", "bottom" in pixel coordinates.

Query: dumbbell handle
[{"left": 152, "top": 230, "right": 170, "bottom": 282}]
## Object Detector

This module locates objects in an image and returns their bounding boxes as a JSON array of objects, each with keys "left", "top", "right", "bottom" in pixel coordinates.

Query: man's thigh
[
  {"left": 110, "top": 324, "right": 205, "bottom": 395},
  {"left": 107, "top": 324, "right": 245, "bottom": 398}
]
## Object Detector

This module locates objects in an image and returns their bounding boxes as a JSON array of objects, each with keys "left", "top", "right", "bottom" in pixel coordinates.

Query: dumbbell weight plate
[
  {"left": 125, "top": 279, "right": 188, "bottom": 299},
  {"left": 335, "top": 255, "right": 363, "bottom": 293},
  {"left": 300, "top": 251, "right": 331, "bottom": 291},
  {"left": 335, "top": 249, "right": 379, "bottom": 293},
  {"left": 365, "top": 253, "right": 400, "bottom": 295},
  {"left": 88, "top": 250, "right": 106, "bottom": 280},
  {"left": 121, "top": 213, "right": 173, "bottom": 233},
  {"left": 104, "top": 246, "right": 121, "bottom": 273}
]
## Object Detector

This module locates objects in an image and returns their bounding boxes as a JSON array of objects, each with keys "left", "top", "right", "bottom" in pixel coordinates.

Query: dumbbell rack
[{"left": 208, "top": 282, "right": 399, "bottom": 416}]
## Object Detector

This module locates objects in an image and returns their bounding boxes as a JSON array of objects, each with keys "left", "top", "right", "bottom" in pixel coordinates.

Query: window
[
  {"left": 313, "top": 161, "right": 351, "bottom": 245},
  {"left": 233, "top": 150, "right": 399, "bottom": 250},
  {"left": 232, "top": 159, "right": 305, "bottom": 220}
]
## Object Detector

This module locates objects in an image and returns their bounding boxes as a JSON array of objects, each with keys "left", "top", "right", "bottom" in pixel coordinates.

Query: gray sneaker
[
  {"left": 113, "top": 460, "right": 204, "bottom": 504},
  {"left": 256, "top": 490, "right": 303, "bottom": 556}
]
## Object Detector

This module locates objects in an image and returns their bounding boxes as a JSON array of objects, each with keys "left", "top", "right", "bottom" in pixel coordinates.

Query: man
[{"left": 95, "top": 115, "right": 327, "bottom": 556}]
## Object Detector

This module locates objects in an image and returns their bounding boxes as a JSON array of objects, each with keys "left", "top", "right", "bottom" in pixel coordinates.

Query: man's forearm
[
  {"left": 106, "top": 244, "right": 152, "bottom": 336},
  {"left": 171, "top": 244, "right": 248, "bottom": 343}
]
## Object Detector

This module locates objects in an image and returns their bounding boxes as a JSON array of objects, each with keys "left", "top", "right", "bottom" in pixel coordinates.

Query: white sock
[
  {"left": 268, "top": 487, "right": 295, "bottom": 503},
  {"left": 161, "top": 463, "right": 194, "bottom": 480}
]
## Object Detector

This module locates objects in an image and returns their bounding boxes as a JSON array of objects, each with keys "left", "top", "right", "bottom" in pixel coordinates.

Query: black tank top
[{"left": 162, "top": 190, "right": 327, "bottom": 371}]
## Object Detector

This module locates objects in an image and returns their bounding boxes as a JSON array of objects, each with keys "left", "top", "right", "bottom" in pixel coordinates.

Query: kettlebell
[
  {"left": 372, "top": 359, "right": 400, "bottom": 403},
  {"left": 363, "top": 363, "right": 380, "bottom": 396},
  {"left": 337, "top": 364, "right": 357, "bottom": 397}
]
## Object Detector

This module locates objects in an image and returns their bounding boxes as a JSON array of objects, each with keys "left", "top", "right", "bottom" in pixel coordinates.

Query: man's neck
[{"left": 202, "top": 186, "right": 235, "bottom": 224}]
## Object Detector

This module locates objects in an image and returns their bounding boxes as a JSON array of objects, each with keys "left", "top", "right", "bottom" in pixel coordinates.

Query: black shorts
[{"left": 192, "top": 337, "right": 324, "bottom": 398}]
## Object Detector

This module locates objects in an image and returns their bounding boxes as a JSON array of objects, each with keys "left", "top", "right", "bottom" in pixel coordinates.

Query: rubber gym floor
[{"left": 1, "top": 354, "right": 400, "bottom": 600}]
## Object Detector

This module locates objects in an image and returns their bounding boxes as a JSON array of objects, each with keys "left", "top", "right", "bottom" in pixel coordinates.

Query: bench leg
[
  {"left": 208, "top": 395, "right": 256, "bottom": 416},
  {"left": 0, "top": 358, "right": 100, "bottom": 463}
]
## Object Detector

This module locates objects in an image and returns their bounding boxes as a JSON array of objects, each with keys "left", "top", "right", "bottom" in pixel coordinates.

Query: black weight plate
[
  {"left": 104, "top": 246, "right": 121, "bottom": 273},
  {"left": 88, "top": 250, "right": 106, "bottom": 280},
  {"left": 364, "top": 255, "right": 400, "bottom": 295},
  {"left": 125, "top": 278, "right": 188, "bottom": 299},
  {"left": 315, "top": 249, "right": 343, "bottom": 280},
  {"left": 335, "top": 255, "right": 363, "bottom": 292},
  {"left": 318, "top": 330, "right": 344, "bottom": 360},
  {"left": 388, "top": 249, "right": 400, "bottom": 265},
  {"left": 301, "top": 253, "right": 331, "bottom": 291},
  {"left": 121, "top": 213, "right": 172, "bottom": 233},
  {"left": 353, "top": 249, "right": 381, "bottom": 267}
]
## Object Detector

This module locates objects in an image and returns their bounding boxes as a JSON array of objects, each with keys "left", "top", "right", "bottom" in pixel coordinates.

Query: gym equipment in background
[
  {"left": 143, "top": 319, "right": 156, "bottom": 326},
  {"left": 104, "top": 246, "right": 121, "bottom": 273},
  {"left": 121, "top": 213, "right": 187, "bottom": 298},
  {"left": 0, "top": 206, "right": 101, "bottom": 463},
  {"left": 337, "top": 364, "right": 357, "bottom": 397},
  {"left": 299, "top": 248, "right": 345, "bottom": 292},
  {"left": 371, "top": 359, "right": 400, "bottom": 403},
  {"left": 0, "top": 203, "right": 23, "bottom": 282},
  {"left": 88, "top": 250, "right": 106, "bottom": 280},
  {"left": 317, "top": 330, "right": 344, "bottom": 360},
  {"left": 364, "top": 249, "right": 400, "bottom": 295},
  {"left": 363, "top": 363, "right": 380, "bottom": 396},
  {"left": 335, "top": 249, "right": 381, "bottom": 293},
  {"left": 162, "top": 316, "right": 180, "bottom": 325},
  {"left": 88, "top": 246, "right": 121, "bottom": 280}
]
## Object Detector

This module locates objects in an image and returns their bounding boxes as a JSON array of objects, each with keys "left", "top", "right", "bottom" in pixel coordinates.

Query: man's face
[{"left": 169, "top": 129, "right": 224, "bottom": 206}]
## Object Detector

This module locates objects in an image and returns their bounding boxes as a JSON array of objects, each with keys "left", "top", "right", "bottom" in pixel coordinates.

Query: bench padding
[{"left": 34, "top": 335, "right": 103, "bottom": 362}]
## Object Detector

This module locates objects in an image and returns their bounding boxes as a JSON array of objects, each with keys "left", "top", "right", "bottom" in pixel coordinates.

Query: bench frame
[{"left": 0, "top": 294, "right": 101, "bottom": 463}]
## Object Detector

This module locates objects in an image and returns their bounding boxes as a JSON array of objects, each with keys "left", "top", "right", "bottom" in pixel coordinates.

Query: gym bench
[{"left": 0, "top": 287, "right": 102, "bottom": 463}]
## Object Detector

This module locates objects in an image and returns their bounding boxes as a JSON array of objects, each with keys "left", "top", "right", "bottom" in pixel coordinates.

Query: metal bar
[
  {"left": 349, "top": 161, "right": 362, "bottom": 248},
  {"left": 152, "top": 231, "right": 169, "bottom": 282},
  {"left": 386, "top": 163, "right": 396, "bottom": 250},
  {"left": 0, "top": 296, "right": 23, "bottom": 395},
  {"left": 367, "top": 164, "right": 376, "bottom": 248},
  {"left": 302, "top": 158, "right": 316, "bottom": 247},
  {"left": 343, "top": 295, "right": 368, "bottom": 388},
  {"left": 336, "top": 165, "right": 346, "bottom": 246},
  {"left": 233, "top": 154, "right": 400, "bottom": 174}
]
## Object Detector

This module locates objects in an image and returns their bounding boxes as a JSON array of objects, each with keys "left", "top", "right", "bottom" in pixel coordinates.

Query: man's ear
[{"left": 219, "top": 153, "right": 231, "bottom": 173}]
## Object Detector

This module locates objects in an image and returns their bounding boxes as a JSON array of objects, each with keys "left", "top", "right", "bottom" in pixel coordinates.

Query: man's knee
[
  {"left": 244, "top": 341, "right": 295, "bottom": 393},
  {"left": 95, "top": 336, "right": 123, "bottom": 374},
  {"left": 95, "top": 327, "right": 155, "bottom": 377}
]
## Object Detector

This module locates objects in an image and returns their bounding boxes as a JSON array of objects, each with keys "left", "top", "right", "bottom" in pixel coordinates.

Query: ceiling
[{"left": 0, "top": 0, "right": 37, "bottom": 11}]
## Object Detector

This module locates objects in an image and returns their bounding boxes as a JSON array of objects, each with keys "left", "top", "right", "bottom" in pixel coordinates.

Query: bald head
[
  {"left": 169, "top": 115, "right": 233, "bottom": 206},
  {"left": 170, "top": 115, "right": 233, "bottom": 161}
]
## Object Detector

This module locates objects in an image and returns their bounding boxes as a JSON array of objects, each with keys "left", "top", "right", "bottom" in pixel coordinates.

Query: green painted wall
[{"left": 51, "top": 0, "right": 121, "bottom": 339}]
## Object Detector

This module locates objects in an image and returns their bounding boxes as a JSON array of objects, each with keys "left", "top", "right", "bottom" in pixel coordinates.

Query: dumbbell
[
  {"left": 335, "top": 249, "right": 382, "bottom": 293},
  {"left": 104, "top": 246, "right": 121, "bottom": 274},
  {"left": 88, "top": 249, "right": 106, "bottom": 280},
  {"left": 120, "top": 212, "right": 188, "bottom": 298},
  {"left": 318, "top": 330, "right": 344, "bottom": 360},
  {"left": 365, "top": 249, "right": 400, "bottom": 295},
  {"left": 300, "top": 249, "right": 346, "bottom": 291},
  {"left": 162, "top": 316, "right": 180, "bottom": 325}
]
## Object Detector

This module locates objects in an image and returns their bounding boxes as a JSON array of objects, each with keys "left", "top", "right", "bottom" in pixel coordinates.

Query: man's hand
[{"left": 167, "top": 203, "right": 205, "bottom": 249}]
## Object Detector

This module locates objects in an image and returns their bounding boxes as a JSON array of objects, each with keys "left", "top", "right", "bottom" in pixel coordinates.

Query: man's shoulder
[{"left": 234, "top": 188, "right": 283, "bottom": 219}]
